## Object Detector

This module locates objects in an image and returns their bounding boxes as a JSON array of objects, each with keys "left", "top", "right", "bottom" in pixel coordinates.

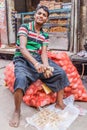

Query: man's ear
[
  {"left": 34, "top": 14, "right": 35, "bottom": 19},
  {"left": 34, "top": 13, "right": 36, "bottom": 19},
  {"left": 46, "top": 18, "right": 49, "bottom": 23}
]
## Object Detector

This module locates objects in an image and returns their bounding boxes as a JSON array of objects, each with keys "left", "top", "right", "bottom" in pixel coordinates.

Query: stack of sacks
[
  {"left": 4, "top": 62, "right": 15, "bottom": 93},
  {"left": 23, "top": 80, "right": 57, "bottom": 107},
  {"left": 48, "top": 51, "right": 87, "bottom": 101},
  {"left": 4, "top": 62, "right": 57, "bottom": 107},
  {"left": 4, "top": 51, "right": 87, "bottom": 108}
]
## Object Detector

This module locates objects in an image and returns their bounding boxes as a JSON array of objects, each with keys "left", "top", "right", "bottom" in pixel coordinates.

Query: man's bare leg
[
  {"left": 55, "top": 89, "right": 66, "bottom": 110},
  {"left": 9, "top": 89, "right": 23, "bottom": 127}
]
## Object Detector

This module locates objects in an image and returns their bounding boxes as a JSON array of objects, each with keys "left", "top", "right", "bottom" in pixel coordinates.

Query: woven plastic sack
[
  {"left": 4, "top": 62, "right": 57, "bottom": 107},
  {"left": 4, "top": 51, "right": 87, "bottom": 108},
  {"left": 48, "top": 51, "right": 87, "bottom": 101}
]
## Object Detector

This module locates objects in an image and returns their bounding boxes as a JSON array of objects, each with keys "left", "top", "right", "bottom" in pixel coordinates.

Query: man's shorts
[{"left": 13, "top": 54, "right": 69, "bottom": 93}]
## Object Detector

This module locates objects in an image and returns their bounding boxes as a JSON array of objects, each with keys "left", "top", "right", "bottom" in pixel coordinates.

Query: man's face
[{"left": 34, "top": 8, "right": 48, "bottom": 25}]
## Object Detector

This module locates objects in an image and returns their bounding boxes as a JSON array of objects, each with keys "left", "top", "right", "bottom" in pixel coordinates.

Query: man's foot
[
  {"left": 55, "top": 102, "right": 66, "bottom": 110},
  {"left": 9, "top": 112, "right": 20, "bottom": 127}
]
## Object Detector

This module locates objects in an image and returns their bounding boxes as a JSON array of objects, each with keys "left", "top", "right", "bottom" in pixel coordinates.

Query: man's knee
[
  {"left": 14, "top": 75, "right": 28, "bottom": 90},
  {"left": 16, "top": 75, "right": 27, "bottom": 82},
  {"left": 56, "top": 68, "right": 66, "bottom": 78}
]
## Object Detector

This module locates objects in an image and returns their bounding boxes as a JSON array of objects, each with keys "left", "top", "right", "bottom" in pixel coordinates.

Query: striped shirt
[{"left": 14, "top": 21, "right": 49, "bottom": 57}]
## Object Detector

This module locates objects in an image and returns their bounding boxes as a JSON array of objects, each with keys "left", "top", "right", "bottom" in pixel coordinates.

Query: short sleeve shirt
[{"left": 14, "top": 21, "right": 49, "bottom": 57}]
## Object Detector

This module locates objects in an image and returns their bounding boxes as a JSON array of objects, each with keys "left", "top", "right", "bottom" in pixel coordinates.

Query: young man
[{"left": 9, "top": 5, "right": 69, "bottom": 127}]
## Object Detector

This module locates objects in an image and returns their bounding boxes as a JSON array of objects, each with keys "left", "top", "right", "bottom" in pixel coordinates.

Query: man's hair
[{"left": 35, "top": 5, "right": 49, "bottom": 17}]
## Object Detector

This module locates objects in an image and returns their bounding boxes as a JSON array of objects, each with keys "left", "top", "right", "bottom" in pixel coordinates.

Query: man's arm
[
  {"left": 19, "top": 35, "right": 38, "bottom": 66},
  {"left": 41, "top": 45, "right": 49, "bottom": 66},
  {"left": 41, "top": 45, "right": 54, "bottom": 78},
  {"left": 19, "top": 35, "right": 47, "bottom": 73}
]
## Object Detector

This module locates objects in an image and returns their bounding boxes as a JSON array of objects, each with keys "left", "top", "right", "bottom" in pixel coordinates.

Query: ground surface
[{"left": 0, "top": 59, "right": 87, "bottom": 130}]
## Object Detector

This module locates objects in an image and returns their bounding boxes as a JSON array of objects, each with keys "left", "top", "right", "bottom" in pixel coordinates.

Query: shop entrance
[
  {"left": 14, "top": 0, "right": 72, "bottom": 51},
  {"left": 7, "top": 0, "right": 80, "bottom": 53}
]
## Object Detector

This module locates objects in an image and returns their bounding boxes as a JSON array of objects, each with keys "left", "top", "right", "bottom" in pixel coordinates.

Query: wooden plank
[
  {"left": 7, "top": 0, "right": 16, "bottom": 44},
  {"left": 77, "top": 0, "right": 81, "bottom": 52},
  {"left": 0, "top": 47, "right": 15, "bottom": 54},
  {"left": 69, "top": 0, "right": 75, "bottom": 52},
  {"left": 73, "top": 0, "right": 78, "bottom": 53}
]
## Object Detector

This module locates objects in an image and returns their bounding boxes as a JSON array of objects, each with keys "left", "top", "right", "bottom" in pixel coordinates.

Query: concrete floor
[{"left": 0, "top": 59, "right": 87, "bottom": 130}]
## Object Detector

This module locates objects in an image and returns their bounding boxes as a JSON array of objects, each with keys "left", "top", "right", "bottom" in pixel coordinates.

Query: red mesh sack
[
  {"left": 23, "top": 81, "right": 57, "bottom": 107},
  {"left": 4, "top": 62, "right": 15, "bottom": 92},
  {"left": 48, "top": 51, "right": 87, "bottom": 101},
  {"left": 4, "top": 51, "right": 87, "bottom": 108},
  {"left": 4, "top": 63, "right": 57, "bottom": 107}
]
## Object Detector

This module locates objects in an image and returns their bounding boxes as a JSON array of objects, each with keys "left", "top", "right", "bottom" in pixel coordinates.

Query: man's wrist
[
  {"left": 34, "top": 62, "right": 40, "bottom": 67},
  {"left": 47, "top": 66, "right": 54, "bottom": 72}
]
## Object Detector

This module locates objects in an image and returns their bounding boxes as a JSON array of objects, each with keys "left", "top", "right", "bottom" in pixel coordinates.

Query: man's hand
[
  {"left": 43, "top": 66, "right": 54, "bottom": 78},
  {"left": 34, "top": 63, "right": 54, "bottom": 78},
  {"left": 34, "top": 62, "right": 47, "bottom": 73}
]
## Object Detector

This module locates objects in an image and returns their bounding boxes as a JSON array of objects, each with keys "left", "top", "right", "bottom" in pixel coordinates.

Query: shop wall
[
  {"left": 80, "top": 0, "right": 87, "bottom": 50},
  {"left": 14, "top": 0, "right": 27, "bottom": 12},
  {"left": 14, "top": 0, "right": 40, "bottom": 12},
  {"left": 0, "top": 0, "right": 8, "bottom": 46}
]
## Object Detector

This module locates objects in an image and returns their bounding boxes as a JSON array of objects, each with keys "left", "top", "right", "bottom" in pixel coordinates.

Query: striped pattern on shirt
[{"left": 14, "top": 21, "right": 49, "bottom": 57}]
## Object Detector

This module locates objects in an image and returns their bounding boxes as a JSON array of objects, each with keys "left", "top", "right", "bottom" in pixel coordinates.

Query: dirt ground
[{"left": 0, "top": 59, "right": 87, "bottom": 130}]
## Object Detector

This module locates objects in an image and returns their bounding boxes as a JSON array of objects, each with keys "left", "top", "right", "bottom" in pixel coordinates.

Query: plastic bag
[{"left": 25, "top": 96, "right": 80, "bottom": 130}]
